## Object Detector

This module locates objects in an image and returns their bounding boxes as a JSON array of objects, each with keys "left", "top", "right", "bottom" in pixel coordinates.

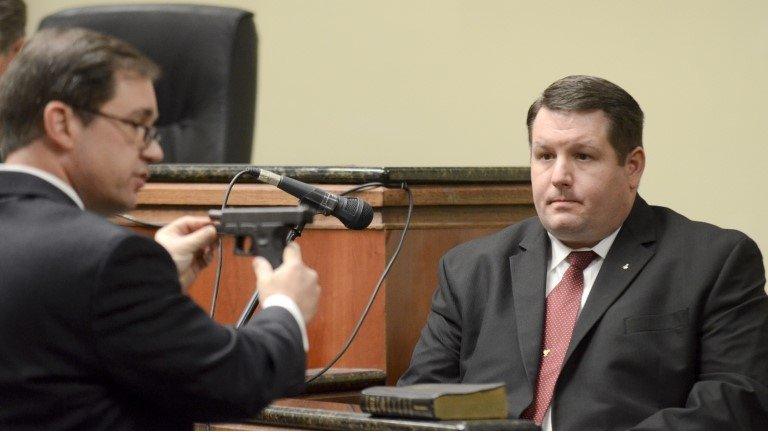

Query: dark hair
[
  {"left": 0, "top": 27, "right": 160, "bottom": 159},
  {"left": 526, "top": 75, "right": 644, "bottom": 164},
  {"left": 0, "top": 0, "right": 25, "bottom": 53}
]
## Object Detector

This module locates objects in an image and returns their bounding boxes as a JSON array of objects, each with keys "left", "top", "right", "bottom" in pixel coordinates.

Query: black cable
[
  {"left": 305, "top": 181, "right": 413, "bottom": 383},
  {"left": 115, "top": 213, "right": 165, "bottom": 229},
  {"left": 208, "top": 176, "right": 415, "bottom": 384},
  {"left": 338, "top": 181, "right": 387, "bottom": 195},
  {"left": 212, "top": 179, "right": 385, "bottom": 319},
  {"left": 126, "top": 173, "right": 410, "bottom": 384},
  {"left": 209, "top": 169, "right": 252, "bottom": 319}
]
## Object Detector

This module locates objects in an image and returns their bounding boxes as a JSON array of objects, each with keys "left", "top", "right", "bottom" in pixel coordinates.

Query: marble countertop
[
  {"left": 252, "top": 404, "right": 538, "bottom": 431},
  {"left": 304, "top": 368, "right": 386, "bottom": 394},
  {"left": 148, "top": 165, "right": 531, "bottom": 184}
]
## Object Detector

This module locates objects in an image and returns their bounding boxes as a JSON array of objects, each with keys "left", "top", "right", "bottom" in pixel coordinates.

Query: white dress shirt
[
  {"left": 0, "top": 163, "right": 309, "bottom": 350},
  {"left": 541, "top": 228, "right": 621, "bottom": 431},
  {"left": 262, "top": 294, "right": 309, "bottom": 351}
]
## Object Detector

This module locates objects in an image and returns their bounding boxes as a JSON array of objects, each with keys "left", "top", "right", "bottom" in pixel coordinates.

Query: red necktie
[{"left": 522, "top": 250, "right": 598, "bottom": 425}]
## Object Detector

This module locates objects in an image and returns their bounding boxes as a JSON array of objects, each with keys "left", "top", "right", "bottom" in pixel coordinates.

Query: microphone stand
[
  {"left": 234, "top": 221, "right": 309, "bottom": 329},
  {"left": 287, "top": 221, "right": 307, "bottom": 242},
  {"left": 235, "top": 205, "right": 319, "bottom": 329},
  {"left": 209, "top": 206, "right": 315, "bottom": 329}
]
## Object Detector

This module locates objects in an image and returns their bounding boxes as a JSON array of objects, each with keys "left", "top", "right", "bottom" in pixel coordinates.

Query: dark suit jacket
[
  {"left": 399, "top": 196, "right": 768, "bottom": 429},
  {"left": 0, "top": 171, "right": 306, "bottom": 430}
]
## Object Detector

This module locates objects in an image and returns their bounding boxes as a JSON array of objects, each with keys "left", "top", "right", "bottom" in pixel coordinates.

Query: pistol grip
[{"left": 232, "top": 230, "right": 286, "bottom": 268}]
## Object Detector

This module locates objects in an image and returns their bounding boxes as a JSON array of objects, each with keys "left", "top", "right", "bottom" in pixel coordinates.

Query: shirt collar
[
  {"left": 0, "top": 164, "right": 85, "bottom": 210},
  {"left": 547, "top": 227, "right": 621, "bottom": 272}
]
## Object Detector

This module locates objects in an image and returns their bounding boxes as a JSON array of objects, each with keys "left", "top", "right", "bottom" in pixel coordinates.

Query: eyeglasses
[{"left": 75, "top": 107, "right": 160, "bottom": 149}]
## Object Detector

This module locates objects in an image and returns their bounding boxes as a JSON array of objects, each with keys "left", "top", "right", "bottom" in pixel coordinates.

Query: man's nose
[
  {"left": 142, "top": 139, "right": 164, "bottom": 163},
  {"left": 551, "top": 158, "right": 573, "bottom": 188}
]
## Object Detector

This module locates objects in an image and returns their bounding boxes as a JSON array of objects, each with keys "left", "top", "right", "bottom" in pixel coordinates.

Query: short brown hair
[
  {"left": 0, "top": 27, "right": 160, "bottom": 159},
  {"left": 0, "top": 0, "right": 25, "bottom": 53},
  {"left": 526, "top": 75, "right": 644, "bottom": 164}
]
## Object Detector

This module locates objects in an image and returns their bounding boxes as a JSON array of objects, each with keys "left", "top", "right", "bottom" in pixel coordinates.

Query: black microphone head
[{"left": 336, "top": 196, "right": 374, "bottom": 230}]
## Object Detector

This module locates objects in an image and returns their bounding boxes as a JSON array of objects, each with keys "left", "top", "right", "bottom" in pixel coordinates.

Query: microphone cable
[
  {"left": 305, "top": 181, "right": 412, "bottom": 383},
  {"left": 210, "top": 168, "right": 252, "bottom": 318},
  {"left": 208, "top": 171, "right": 415, "bottom": 384},
  {"left": 115, "top": 168, "right": 247, "bottom": 319},
  {"left": 115, "top": 213, "right": 165, "bottom": 228},
  {"left": 121, "top": 170, "right": 414, "bottom": 383},
  {"left": 118, "top": 168, "right": 250, "bottom": 319}
]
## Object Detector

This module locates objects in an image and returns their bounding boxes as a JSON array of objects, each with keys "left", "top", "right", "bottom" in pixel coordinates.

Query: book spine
[{"left": 361, "top": 394, "right": 435, "bottom": 419}]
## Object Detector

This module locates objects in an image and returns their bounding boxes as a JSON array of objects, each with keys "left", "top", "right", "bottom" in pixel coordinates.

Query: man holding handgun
[{"left": 0, "top": 27, "right": 320, "bottom": 429}]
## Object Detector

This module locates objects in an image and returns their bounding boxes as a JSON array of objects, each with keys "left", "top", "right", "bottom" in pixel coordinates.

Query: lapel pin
[
  {"left": 622, "top": 263, "right": 629, "bottom": 270},
  {"left": 543, "top": 349, "right": 550, "bottom": 357}
]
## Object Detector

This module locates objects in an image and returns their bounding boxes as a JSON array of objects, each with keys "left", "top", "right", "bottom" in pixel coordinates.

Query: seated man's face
[
  {"left": 68, "top": 70, "right": 163, "bottom": 215},
  {"left": 529, "top": 107, "right": 644, "bottom": 248}
]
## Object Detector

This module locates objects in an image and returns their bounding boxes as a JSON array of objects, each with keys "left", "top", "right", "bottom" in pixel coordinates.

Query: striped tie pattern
[{"left": 522, "top": 250, "right": 598, "bottom": 425}]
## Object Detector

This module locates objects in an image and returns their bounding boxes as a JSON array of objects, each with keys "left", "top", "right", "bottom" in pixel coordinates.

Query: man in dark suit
[
  {"left": 0, "top": 27, "right": 321, "bottom": 429},
  {"left": 399, "top": 75, "right": 768, "bottom": 429}
]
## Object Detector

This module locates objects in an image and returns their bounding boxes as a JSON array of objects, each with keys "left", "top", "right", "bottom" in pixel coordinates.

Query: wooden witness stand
[{"left": 121, "top": 166, "right": 535, "bottom": 386}]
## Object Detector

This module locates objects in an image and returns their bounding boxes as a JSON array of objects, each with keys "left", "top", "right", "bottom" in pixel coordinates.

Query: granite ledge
[
  {"left": 148, "top": 165, "right": 531, "bottom": 184},
  {"left": 252, "top": 406, "right": 538, "bottom": 431},
  {"left": 304, "top": 368, "right": 386, "bottom": 394}
]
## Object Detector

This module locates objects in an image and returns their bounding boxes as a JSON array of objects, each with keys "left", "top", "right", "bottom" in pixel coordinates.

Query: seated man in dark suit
[
  {"left": 0, "top": 27, "right": 320, "bottom": 429},
  {"left": 400, "top": 75, "right": 768, "bottom": 429}
]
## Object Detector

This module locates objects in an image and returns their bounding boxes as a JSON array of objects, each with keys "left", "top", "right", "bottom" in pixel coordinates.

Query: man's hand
[
  {"left": 254, "top": 243, "right": 321, "bottom": 323},
  {"left": 155, "top": 216, "right": 218, "bottom": 292}
]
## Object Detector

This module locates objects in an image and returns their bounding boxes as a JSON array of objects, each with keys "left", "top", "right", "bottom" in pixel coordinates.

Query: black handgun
[{"left": 209, "top": 206, "right": 315, "bottom": 267}]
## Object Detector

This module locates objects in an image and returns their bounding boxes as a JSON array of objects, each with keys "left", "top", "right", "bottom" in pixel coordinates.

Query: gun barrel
[{"left": 208, "top": 206, "right": 314, "bottom": 225}]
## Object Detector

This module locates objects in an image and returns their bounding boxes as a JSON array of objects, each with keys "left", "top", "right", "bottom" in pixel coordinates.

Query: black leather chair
[{"left": 40, "top": 4, "right": 256, "bottom": 163}]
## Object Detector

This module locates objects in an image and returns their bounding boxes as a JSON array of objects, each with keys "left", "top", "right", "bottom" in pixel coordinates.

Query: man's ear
[
  {"left": 42, "top": 101, "right": 80, "bottom": 152},
  {"left": 624, "top": 146, "right": 646, "bottom": 190}
]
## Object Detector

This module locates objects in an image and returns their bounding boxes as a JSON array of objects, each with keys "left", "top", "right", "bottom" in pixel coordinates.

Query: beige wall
[{"left": 28, "top": 0, "right": 768, "bottom": 267}]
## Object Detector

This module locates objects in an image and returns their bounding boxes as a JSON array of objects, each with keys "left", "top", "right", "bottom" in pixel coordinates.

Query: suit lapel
[
  {"left": 564, "top": 197, "right": 657, "bottom": 363},
  {"left": 510, "top": 223, "right": 549, "bottom": 389}
]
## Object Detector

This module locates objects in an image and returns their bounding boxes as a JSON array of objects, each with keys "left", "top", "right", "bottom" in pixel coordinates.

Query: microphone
[{"left": 248, "top": 168, "right": 374, "bottom": 230}]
